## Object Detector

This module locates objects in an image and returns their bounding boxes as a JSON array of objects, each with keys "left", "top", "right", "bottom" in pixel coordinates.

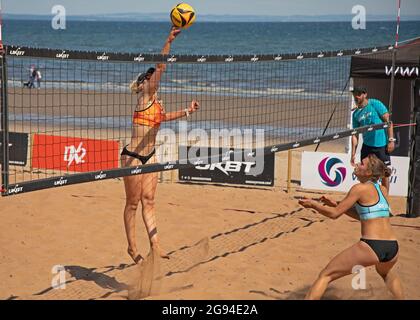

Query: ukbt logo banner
[
  {"left": 32, "top": 134, "right": 119, "bottom": 172},
  {"left": 301, "top": 152, "right": 409, "bottom": 197}
]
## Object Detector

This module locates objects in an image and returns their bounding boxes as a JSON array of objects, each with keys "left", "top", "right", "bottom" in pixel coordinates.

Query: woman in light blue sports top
[{"left": 299, "top": 154, "right": 404, "bottom": 300}]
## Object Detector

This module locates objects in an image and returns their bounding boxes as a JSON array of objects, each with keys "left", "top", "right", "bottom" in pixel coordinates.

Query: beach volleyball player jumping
[
  {"left": 121, "top": 26, "right": 200, "bottom": 264},
  {"left": 299, "top": 154, "right": 404, "bottom": 300}
]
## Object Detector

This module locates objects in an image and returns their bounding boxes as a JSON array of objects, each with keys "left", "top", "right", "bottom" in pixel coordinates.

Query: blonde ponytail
[
  {"left": 367, "top": 154, "right": 391, "bottom": 182},
  {"left": 129, "top": 80, "right": 140, "bottom": 94}
]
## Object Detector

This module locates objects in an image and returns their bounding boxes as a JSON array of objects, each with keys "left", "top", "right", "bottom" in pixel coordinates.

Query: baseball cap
[
  {"left": 136, "top": 67, "right": 156, "bottom": 84},
  {"left": 351, "top": 86, "right": 367, "bottom": 95}
]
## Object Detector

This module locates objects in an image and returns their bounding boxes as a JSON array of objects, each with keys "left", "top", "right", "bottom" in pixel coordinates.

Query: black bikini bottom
[
  {"left": 361, "top": 238, "right": 399, "bottom": 263},
  {"left": 121, "top": 145, "right": 156, "bottom": 165}
]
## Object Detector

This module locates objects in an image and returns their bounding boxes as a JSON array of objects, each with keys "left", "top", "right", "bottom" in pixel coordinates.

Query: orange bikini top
[{"left": 133, "top": 99, "right": 165, "bottom": 128}]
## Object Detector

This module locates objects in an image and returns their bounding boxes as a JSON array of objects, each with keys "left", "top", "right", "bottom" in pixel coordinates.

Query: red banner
[{"left": 32, "top": 134, "right": 119, "bottom": 172}]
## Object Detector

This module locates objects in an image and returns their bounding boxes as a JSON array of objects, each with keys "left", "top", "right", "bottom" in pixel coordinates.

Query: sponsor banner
[
  {"left": 384, "top": 66, "right": 419, "bottom": 78},
  {"left": 178, "top": 146, "right": 275, "bottom": 186},
  {"left": 7, "top": 44, "right": 393, "bottom": 63},
  {"left": 3, "top": 161, "right": 178, "bottom": 196},
  {"left": 301, "top": 152, "right": 409, "bottom": 197},
  {"left": 0, "top": 132, "right": 29, "bottom": 166},
  {"left": 32, "top": 134, "right": 119, "bottom": 172}
]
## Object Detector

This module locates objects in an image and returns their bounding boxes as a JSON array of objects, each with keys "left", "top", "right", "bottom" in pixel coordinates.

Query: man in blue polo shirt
[{"left": 351, "top": 86, "right": 395, "bottom": 192}]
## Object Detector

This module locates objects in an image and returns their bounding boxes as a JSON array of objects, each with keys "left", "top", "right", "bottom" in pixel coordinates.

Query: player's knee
[
  {"left": 141, "top": 194, "right": 155, "bottom": 207},
  {"left": 125, "top": 198, "right": 141, "bottom": 212}
]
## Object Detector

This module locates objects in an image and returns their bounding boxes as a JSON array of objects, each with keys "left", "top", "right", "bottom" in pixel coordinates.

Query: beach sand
[{"left": 1, "top": 146, "right": 418, "bottom": 300}]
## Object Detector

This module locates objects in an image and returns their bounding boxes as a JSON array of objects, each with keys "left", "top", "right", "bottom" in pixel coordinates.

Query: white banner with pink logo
[{"left": 301, "top": 152, "right": 409, "bottom": 197}]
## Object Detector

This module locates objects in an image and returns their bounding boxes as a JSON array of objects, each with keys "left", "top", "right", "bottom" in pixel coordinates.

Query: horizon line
[{"left": 3, "top": 12, "right": 420, "bottom": 22}]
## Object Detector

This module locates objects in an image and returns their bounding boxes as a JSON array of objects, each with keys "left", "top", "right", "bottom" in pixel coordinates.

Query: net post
[
  {"left": 287, "top": 150, "right": 292, "bottom": 193},
  {"left": 170, "top": 168, "right": 175, "bottom": 183},
  {"left": 388, "top": 48, "right": 397, "bottom": 115},
  {"left": 172, "top": 134, "right": 179, "bottom": 184},
  {"left": 389, "top": 0, "right": 401, "bottom": 115},
  {"left": 1, "top": 47, "right": 9, "bottom": 193},
  {"left": 407, "top": 76, "right": 420, "bottom": 217},
  {"left": 29, "top": 133, "right": 34, "bottom": 171},
  {"left": 346, "top": 77, "right": 355, "bottom": 154}
]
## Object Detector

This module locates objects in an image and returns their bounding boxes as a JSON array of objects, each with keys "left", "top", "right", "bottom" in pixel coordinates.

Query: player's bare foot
[
  {"left": 151, "top": 243, "right": 169, "bottom": 259},
  {"left": 127, "top": 247, "right": 143, "bottom": 264}
]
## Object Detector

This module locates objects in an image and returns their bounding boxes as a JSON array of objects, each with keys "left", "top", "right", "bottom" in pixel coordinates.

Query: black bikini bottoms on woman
[
  {"left": 121, "top": 145, "right": 156, "bottom": 165},
  {"left": 361, "top": 238, "right": 399, "bottom": 263}
]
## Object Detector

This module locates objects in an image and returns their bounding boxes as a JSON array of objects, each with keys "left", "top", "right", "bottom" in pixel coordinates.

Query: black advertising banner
[
  {"left": 350, "top": 38, "right": 420, "bottom": 79},
  {"left": 178, "top": 146, "right": 275, "bottom": 186},
  {"left": 0, "top": 132, "right": 29, "bottom": 166}
]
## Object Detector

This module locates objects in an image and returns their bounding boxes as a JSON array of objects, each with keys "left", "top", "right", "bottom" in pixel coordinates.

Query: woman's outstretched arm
[
  {"left": 318, "top": 195, "right": 360, "bottom": 220},
  {"left": 164, "top": 100, "right": 200, "bottom": 121},
  {"left": 147, "top": 27, "right": 181, "bottom": 94},
  {"left": 299, "top": 184, "right": 362, "bottom": 220}
]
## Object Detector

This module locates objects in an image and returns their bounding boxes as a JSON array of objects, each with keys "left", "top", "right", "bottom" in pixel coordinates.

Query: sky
[{"left": 2, "top": 0, "right": 420, "bottom": 16}]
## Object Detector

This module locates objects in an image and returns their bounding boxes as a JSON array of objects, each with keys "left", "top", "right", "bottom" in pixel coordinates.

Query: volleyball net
[{"left": 1, "top": 44, "right": 394, "bottom": 196}]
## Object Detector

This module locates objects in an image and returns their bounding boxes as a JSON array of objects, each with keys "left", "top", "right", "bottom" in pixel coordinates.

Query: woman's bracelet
[{"left": 184, "top": 108, "right": 190, "bottom": 118}]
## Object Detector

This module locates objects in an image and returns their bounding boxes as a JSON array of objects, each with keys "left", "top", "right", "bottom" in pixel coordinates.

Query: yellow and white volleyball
[{"left": 170, "top": 3, "right": 196, "bottom": 29}]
